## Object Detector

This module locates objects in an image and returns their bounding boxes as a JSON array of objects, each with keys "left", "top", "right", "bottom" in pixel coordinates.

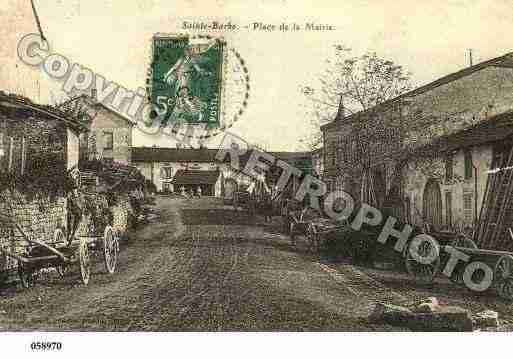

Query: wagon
[
  {"left": 233, "top": 190, "right": 255, "bottom": 215},
  {"left": 403, "top": 231, "right": 513, "bottom": 300},
  {"left": 290, "top": 217, "right": 331, "bottom": 252},
  {"left": 0, "top": 188, "right": 119, "bottom": 288},
  {"left": 288, "top": 207, "right": 348, "bottom": 253}
]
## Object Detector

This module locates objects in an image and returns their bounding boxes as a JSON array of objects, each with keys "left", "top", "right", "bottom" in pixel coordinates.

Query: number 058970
[{"left": 30, "top": 342, "right": 62, "bottom": 351}]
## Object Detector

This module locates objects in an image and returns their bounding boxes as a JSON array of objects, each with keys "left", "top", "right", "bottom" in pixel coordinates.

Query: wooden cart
[
  {"left": 290, "top": 215, "right": 346, "bottom": 253},
  {"left": 0, "top": 191, "right": 119, "bottom": 288},
  {"left": 404, "top": 231, "right": 513, "bottom": 300}
]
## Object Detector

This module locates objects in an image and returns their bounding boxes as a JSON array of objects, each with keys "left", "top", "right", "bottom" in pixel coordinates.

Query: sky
[{"left": 2, "top": 0, "right": 513, "bottom": 150}]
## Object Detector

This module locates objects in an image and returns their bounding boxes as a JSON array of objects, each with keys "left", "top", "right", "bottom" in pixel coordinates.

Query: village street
[{"left": 1, "top": 196, "right": 513, "bottom": 331}]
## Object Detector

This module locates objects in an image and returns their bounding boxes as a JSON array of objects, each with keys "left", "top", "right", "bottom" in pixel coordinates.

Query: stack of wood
[{"left": 79, "top": 159, "right": 145, "bottom": 193}]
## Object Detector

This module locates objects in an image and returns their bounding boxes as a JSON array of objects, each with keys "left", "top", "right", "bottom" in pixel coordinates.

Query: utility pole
[{"left": 468, "top": 49, "right": 473, "bottom": 67}]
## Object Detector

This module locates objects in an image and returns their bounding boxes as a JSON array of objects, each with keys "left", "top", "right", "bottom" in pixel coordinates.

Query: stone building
[
  {"left": 131, "top": 147, "right": 226, "bottom": 194},
  {"left": 321, "top": 52, "right": 513, "bottom": 241},
  {"left": 58, "top": 94, "right": 134, "bottom": 165},
  {"left": 0, "top": 92, "right": 88, "bottom": 174},
  {"left": 0, "top": 92, "right": 89, "bottom": 274},
  {"left": 131, "top": 146, "right": 313, "bottom": 196}
]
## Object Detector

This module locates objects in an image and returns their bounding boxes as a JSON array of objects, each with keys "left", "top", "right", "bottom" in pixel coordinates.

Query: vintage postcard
[{"left": 1, "top": 0, "right": 512, "bottom": 357}]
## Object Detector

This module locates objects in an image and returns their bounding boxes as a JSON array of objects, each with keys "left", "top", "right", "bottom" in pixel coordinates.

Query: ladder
[{"left": 475, "top": 145, "right": 513, "bottom": 250}]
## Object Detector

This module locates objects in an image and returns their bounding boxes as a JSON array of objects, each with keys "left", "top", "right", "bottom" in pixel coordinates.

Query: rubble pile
[{"left": 369, "top": 297, "right": 502, "bottom": 331}]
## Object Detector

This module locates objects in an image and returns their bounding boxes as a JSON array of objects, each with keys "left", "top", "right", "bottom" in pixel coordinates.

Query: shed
[{"left": 172, "top": 170, "right": 222, "bottom": 197}]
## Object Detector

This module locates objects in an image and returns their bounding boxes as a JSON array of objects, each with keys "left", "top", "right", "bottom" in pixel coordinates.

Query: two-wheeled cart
[
  {"left": 0, "top": 190, "right": 118, "bottom": 288},
  {"left": 403, "top": 231, "right": 513, "bottom": 300}
]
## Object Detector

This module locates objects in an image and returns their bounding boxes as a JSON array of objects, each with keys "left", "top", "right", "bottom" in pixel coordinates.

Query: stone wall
[
  {"left": 74, "top": 192, "right": 132, "bottom": 241},
  {"left": 111, "top": 194, "right": 132, "bottom": 240},
  {"left": 0, "top": 191, "right": 67, "bottom": 272},
  {"left": 403, "top": 144, "right": 493, "bottom": 230},
  {"left": 0, "top": 109, "right": 67, "bottom": 176}
]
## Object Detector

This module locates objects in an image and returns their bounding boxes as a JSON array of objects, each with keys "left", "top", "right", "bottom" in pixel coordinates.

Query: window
[
  {"left": 103, "top": 131, "right": 113, "bottom": 150},
  {"left": 463, "top": 192, "right": 473, "bottom": 224},
  {"left": 445, "top": 154, "right": 453, "bottom": 182},
  {"left": 464, "top": 149, "right": 473, "bottom": 180},
  {"left": 445, "top": 191, "right": 452, "bottom": 227}
]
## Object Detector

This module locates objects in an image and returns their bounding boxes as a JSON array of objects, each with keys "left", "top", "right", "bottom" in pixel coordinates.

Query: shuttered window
[
  {"left": 463, "top": 192, "right": 473, "bottom": 224},
  {"left": 464, "top": 149, "right": 473, "bottom": 180},
  {"left": 103, "top": 131, "right": 113, "bottom": 150}
]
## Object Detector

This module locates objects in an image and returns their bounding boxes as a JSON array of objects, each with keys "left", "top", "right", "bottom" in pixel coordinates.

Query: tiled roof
[
  {"left": 132, "top": 147, "right": 219, "bottom": 162},
  {"left": 172, "top": 170, "right": 221, "bottom": 185},
  {"left": 407, "top": 110, "right": 513, "bottom": 158},
  {"left": 0, "top": 91, "right": 89, "bottom": 133},
  {"left": 57, "top": 95, "right": 136, "bottom": 125},
  {"left": 132, "top": 147, "right": 312, "bottom": 167},
  {"left": 269, "top": 151, "right": 311, "bottom": 161},
  {"left": 322, "top": 52, "right": 513, "bottom": 130}
]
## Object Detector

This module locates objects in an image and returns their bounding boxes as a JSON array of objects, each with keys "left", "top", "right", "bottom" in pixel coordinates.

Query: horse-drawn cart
[
  {"left": 0, "top": 187, "right": 119, "bottom": 288},
  {"left": 404, "top": 230, "right": 513, "bottom": 300}
]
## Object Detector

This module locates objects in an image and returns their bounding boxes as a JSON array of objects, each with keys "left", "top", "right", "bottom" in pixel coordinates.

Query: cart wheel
[
  {"left": 498, "top": 278, "right": 513, "bottom": 301},
  {"left": 494, "top": 255, "right": 513, "bottom": 299},
  {"left": 79, "top": 239, "right": 91, "bottom": 286},
  {"left": 404, "top": 240, "right": 441, "bottom": 284},
  {"left": 18, "top": 262, "right": 36, "bottom": 289},
  {"left": 53, "top": 228, "right": 69, "bottom": 277},
  {"left": 103, "top": 225, "right": 118, "bottom": 274}
]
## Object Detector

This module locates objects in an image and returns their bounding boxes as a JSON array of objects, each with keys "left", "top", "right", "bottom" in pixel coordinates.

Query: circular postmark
[{"left": 143, "top": 33, "right": 250, "bottom": 142}]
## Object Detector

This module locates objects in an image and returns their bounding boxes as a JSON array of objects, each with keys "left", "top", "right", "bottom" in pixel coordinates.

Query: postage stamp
[{"left": 151, "top": 34, "right": 224, "bottom": 129}]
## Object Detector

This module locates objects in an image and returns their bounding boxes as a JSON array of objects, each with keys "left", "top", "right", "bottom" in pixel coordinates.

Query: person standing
[{"left": 197, "top": 186, "right": 202, "bottom": 198}]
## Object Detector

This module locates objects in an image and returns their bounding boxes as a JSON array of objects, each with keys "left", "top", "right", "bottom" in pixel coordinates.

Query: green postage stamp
[{"left": 151, "top": 35, "right": 224, "bottom": 128}]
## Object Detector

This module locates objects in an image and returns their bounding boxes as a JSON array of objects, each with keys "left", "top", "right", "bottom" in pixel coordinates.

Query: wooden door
[{"left": 423, "top": 179, "right": 442, "bottom": 230}]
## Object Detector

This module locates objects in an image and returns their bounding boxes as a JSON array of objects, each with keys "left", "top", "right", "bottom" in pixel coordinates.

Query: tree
[{"left": 300, "top": 46, "right": 412, "bottom": 151}]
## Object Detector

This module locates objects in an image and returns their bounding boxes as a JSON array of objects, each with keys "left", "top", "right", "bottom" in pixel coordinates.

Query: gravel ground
[
  {"left": 2, "top": 196, "right": 509, "bottom": 331},
  {"left": 0, "top": 196, "right": 386, "bottom": 331}
]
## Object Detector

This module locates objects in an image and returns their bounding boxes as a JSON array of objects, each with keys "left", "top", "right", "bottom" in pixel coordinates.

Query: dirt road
[{"left": 0, "top": 196, "right": 405, "bottom": 331}]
